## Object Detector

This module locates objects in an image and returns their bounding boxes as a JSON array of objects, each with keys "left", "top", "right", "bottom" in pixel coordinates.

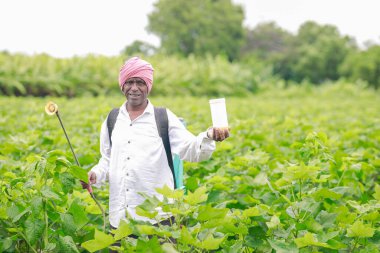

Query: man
[{"left": 87, "top": 57, "right": 229, "bottom": 229}]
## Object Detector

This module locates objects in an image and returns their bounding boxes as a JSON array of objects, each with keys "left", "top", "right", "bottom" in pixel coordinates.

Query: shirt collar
[{"left": 120, "top": 99, "right": 154, "bottom": 115}]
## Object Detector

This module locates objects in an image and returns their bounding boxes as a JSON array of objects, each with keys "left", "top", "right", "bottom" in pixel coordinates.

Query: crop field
[{"left": 0, "top": 84, "right": 379, "bottom": 252}]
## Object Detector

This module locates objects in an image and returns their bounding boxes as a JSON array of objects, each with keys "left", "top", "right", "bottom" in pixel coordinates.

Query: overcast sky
[{"left": 0, "top": 0, "right": 379, "bottom": 58}]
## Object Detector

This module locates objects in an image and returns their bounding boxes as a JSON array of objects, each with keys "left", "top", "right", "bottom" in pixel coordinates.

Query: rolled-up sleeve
[
  {"left": 167, "top": 109, "right": 215, "bottom": 162},
  {"left": 90, "top": 120, "right": 111, "bottom": 187}
]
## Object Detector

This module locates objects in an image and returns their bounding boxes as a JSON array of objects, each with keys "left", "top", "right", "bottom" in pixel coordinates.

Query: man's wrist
[{"left": 206, "top": 127, "right": 214, "bottom": 139}]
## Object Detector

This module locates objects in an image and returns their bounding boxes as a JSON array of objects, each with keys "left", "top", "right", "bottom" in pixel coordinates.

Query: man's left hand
[{"left": 207, "top": 127, "right": 230, "bottom": 142}]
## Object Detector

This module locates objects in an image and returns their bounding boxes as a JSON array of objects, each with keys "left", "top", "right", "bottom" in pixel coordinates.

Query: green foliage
[
  {"left": 1, "top": 83, "right": 380, "bottom": 252},
  {"left": 241, "top": 22, "right": 294, "bottom": 61},
  {"left": 147, "top": 0, "right": 245, "bottom": 61},
  {"left": 271, "top": 21, "right": 356, "bottom": 84},
  {"left": 340, "top": 45, "right": 380, "bottom": 89},
  {"left": 0, "top": 53, "right": 258, "bottom": 97},
  {"left": 121, "top": 40, "right": 157, "bottom": 57}
]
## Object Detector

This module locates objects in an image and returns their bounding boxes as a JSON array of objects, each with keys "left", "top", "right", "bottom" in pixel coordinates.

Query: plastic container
[{"left": 209, "top": 98, "right": 228, "bottom": 128}]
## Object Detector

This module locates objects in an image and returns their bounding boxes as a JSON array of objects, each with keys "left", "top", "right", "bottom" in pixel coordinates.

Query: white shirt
[{"left": 90, "top": 100, "right": 215, "bottom": 228}]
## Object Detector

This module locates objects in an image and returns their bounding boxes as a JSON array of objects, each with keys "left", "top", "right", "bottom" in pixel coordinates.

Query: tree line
[
  {"left": 0, "top": 0, "right": 379, "bottom": 97},
  {"left": 126, "top": 0, "right": 380, "bottom": 89}
]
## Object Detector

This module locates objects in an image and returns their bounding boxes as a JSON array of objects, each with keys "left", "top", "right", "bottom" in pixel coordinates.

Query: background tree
[
  {"left": 272, "top": 21, "right": 356, "bottom": 84},
  {"left": 241, "top": 22, "right": 294, "bottom": 60},
  {"left": 147, "top": 0, "right": 245, "bottom": 61},
  {"left": 340, "top": 45, "right": 380, "bottom": 89},
  {"left": 121, "top": 40, "right": 157, "bottom": 57}
]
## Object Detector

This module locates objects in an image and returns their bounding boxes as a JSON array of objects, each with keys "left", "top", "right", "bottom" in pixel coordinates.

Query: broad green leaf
[
  {"left": 362, "top": 211, "right": 379, "bottom": 221},
  {"left": 242, "top": 207, "right": 260, "bottom": 217},
  {"left": 315, "top": 210, "right": 337, "bottom": 228},
  {"left": 30, "top": 197, "right": 43, "bottom": 215},
  {"left": 251, "top": 149, "right": 270, "bottom": 164},
  {"left": 267, "top": 239, "right": 298, "bottom": 253},
  {"left": 266, "top": 215, "right": 280, "bottom": 229},
  {"left": 44, "top": 243, "right": 56, "bottom": 251},
  {"left": 81, "top": 229, "right": 115, "bottom": 252},
  {"left": 60, "top": 213, "right": 78, "bottom": 234},
  {"left": 112, "top": 220, "right": 133, "bottom": 240},
  {"left": 0, "top": 207, "right": 6, "bottom": 220},
  {"left": 41, "top": 186, "right": 61, "bottom": 200},
  {"left": 301, "top": 218, "right": 322, "bottom": 233},
  {"left": 136, "top": 225, "right": 156, "bottom": 235},
  {"left": 180, "top": 226, "right": 197, "bottom": 245},
  {"left": 57, "top": 236, "right": 79, "bottom": 253},
  {"left": 207, "top": 175, "right": 229, "bottom": 184},
  {"left": 59, "top": 172, "right": 76, "bottom": 194},
  {"left": 136, "top": 236, "right": 164, "bottom": 253},
  {"left": 253, "top": 172, "right": 268, "bottom": 185},
  {"left": 284, "top": 163, "right": 321, "bottom": 182},
  {"left": 137, "top": 193, "right": 161, "bottom": 210},
  {"left": 161, "top": 243, "right": 179, "bottom": 253},
  {"left": 197, "top": 234, "right": 225, "bottom": 250},
  {"left": 155, "top": 184, "right": 184, "bottom": 199},
  {"left": 68, "top": 198, "right": 89, "bottom": 229},
  {"left": 69, "top": 165, "right": 89, "bottom": 183},
  {"left": 196, "top": 205, "right": 228, "bottom": 221},
  {"left": 185, "top": 186, "right": 208, "bottom": 205},
  {"left": 317, "top": 230, "right": 340, "bottom": 242},
  {"left": 85, "top": 202, "right": 105, "bottom": 215},
  {"left": 224, "top": 241, "right": 243, "bottom": 253},
  {"left": 6, "top": 205, "right": 20, "bottom": 220},
  {"left": 312, "top": 188, "right": 342, "bottom": 200},
  {"left": 12, "top": 206, "right": 30, "bottom": 223},
  {"left": 25, "top": 216, "right": 45, "bottom": 245},
  {"left": 373, "top": 184, "right": 380, "bottom": 201},
  {"left": 346, "top": 220, "right": 375, "bottom": 238},
  {"left": 135, "top": 206, "right": 158, "bottom": 219},
  {"left": 295, "top": 232, "right": 332, "bottom": 249},
  {"left": 325, "top": 239, "right": 346, "bottom": 250},
  {"left": 0, "top": 237, "right": 13, "bottom": 252}
]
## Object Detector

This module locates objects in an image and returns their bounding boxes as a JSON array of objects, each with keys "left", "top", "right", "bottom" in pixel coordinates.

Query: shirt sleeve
[
  {"left": 90, "top": 119, "right": 111, "bottom": 187},
  {"left": 167, "top": 109, "right": 216, "bottom": 162}
]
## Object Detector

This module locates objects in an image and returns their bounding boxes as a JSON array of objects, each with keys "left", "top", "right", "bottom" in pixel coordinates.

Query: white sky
[{"left": 0, "top": 0, "right": 379, "bottom": 58}]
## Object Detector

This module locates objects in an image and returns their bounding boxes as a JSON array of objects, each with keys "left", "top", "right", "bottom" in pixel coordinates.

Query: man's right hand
[
  {"left": 88, "top": 171, "right": 97, "bottom": 185},
  {"left": 81, "top": 171, "right": 97, "bottom": 189}
]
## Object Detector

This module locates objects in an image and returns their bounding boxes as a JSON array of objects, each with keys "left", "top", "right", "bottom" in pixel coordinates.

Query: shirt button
[
  {"left": 126, "top": 189, "right": 129, "bottom": 192},
  {"left": 126, "top": 205, "right": 129, "bottom": 208},
  {"left": 127, "top": 157, "right": 130, "bottom": 160},
  {"left": 126, "top": 173, "right": 129, "bottom": 176},
  {"left": 129, "top": 123, "right": 132, "bottom": 126},
  {"left": 128, "top": 140, "right": 131, "bottom": 144}
]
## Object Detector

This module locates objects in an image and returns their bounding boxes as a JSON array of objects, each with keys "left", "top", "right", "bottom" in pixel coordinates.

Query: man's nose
[{"left": 130, "top": 83, "right": 139, "bottom": 90}]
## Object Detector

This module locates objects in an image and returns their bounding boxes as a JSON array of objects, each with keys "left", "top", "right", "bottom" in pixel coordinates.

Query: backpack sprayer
[{"left": 45, "top": 101, "right": 106, "bottom": 231}]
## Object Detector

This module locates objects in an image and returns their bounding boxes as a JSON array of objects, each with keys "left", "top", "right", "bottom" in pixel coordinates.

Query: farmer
[{"left": 85, "top": 56, "right": 229, "bottom": 229}]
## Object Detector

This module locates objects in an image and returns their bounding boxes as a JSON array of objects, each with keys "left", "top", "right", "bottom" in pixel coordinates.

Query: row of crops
[
  {"left": 0, "top": 53, "right": 261, "bottom": 97},
  {"left": 0, "top": 83, "right": 379, "bottom": 252}
]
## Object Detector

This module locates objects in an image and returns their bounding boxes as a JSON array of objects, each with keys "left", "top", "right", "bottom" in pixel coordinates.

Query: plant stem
[
  {"left": 350, "top": 238, "right": 358, "bottom": 253},
  {"left": 44, "top": 199, "right": 49, "bottom": 248},
  {"left": 299, "top": 179, "right": 302, "bottom": 199},
  {"left": 18, "top": 230, "right": 38, "bottom": 253}
]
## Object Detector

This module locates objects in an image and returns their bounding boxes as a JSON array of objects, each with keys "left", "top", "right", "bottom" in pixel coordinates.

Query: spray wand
[{"left": 45, "top": 101, "right": 106, "bottom": 231}]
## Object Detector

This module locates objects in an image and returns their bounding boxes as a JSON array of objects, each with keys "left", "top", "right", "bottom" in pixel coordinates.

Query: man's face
[{"left": 122, "top": 77, "right": 148, "bottom": 107}]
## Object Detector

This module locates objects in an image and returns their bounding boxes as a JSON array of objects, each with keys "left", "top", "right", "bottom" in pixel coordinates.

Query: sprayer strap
[{"left": 107, "top": 108, "right": 120, "bottom": 146}]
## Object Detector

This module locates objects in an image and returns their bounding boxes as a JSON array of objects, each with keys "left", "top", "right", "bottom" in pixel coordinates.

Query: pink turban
[{"left": 119, "top": 57, "right": 154, "bottom": 93}]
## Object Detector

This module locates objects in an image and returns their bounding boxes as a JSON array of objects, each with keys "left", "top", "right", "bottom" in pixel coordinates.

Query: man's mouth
[{"left": 128, "top": 93, "right": 141, "bottom": 97}]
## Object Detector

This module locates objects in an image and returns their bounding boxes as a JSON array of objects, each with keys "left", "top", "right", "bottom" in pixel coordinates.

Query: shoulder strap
[
  {"left": 154, "top": 107, "right": 176, "bottom": 189},
  {"left": 107, "top": 108, "right": 120, "bottom": 146}
]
